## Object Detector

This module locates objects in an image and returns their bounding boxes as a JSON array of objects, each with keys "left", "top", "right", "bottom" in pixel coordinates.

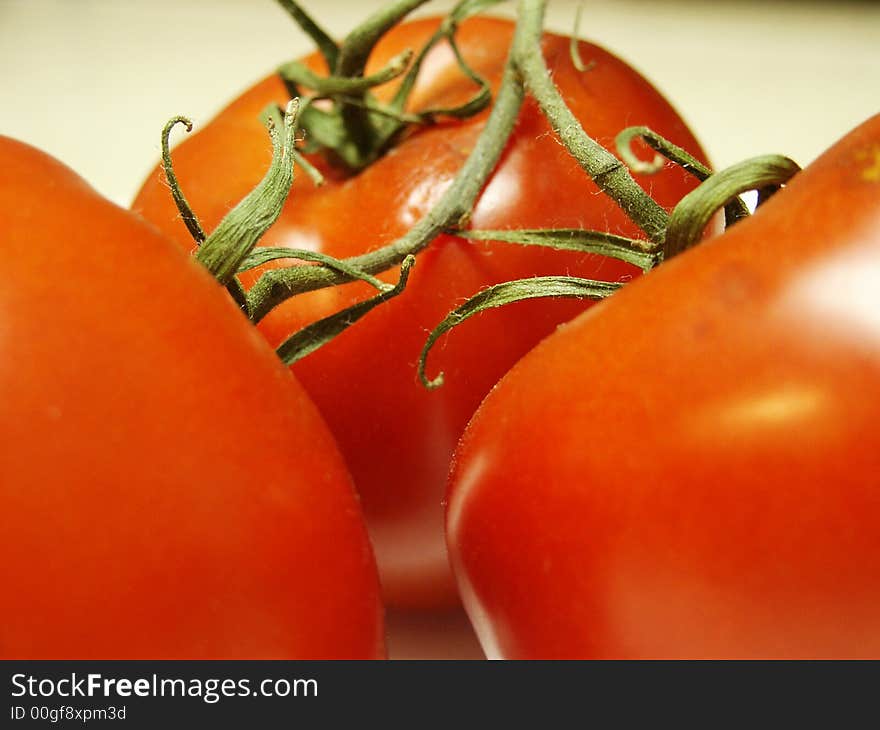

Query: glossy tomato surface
[
  {"left": 133, "top": 16, "right": 708, "bottom": 608},
  {"left": 0, "top": 136, "right": 384, "bottom": 659},
  {"left": 447, "top": 115, "right": 880, "bottom": 658}
]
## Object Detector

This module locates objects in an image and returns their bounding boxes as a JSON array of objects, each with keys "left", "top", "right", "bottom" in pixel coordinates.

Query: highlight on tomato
[
  {"left": 445, "top": 114, "right": 880, "bottom": 659},
  {"left": 0, "top": 135, "right": 384, "bottom": 659},
  {"left": 133, "top": 2, "right": 710, "bottom": 609}
]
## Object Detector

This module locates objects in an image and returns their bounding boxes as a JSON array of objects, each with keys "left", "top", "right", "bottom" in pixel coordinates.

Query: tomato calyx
[
  {"left": 276, "top": 0, "right": 499, "bottom": 173},
  {"left": 160, "top": 98, "right": 422, "bottom": 362},
  {"left": 160, "top": 103, "right": 302, "bottom": 312},
  {"left": 160, "top": 100, "right": 301, "bottom": 289},
  {"left": 193, "top": 99, "right": 300, "bottom": 287}
]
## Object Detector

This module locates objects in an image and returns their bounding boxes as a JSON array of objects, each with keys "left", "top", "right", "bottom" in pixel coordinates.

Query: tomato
[
  {"left": 0, "top": 136, "right": 384, "bottom": 659},
  {"left": 133, "top": 15, "right": 708, "bottom": 608},
  {"left": 446, "top": 115, "right": 880, "bottom": 658}
]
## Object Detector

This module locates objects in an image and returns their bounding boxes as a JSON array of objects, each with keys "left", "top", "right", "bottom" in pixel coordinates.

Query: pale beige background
[{"left": 1, "top": 0, "right": 878, "bottom": 659}]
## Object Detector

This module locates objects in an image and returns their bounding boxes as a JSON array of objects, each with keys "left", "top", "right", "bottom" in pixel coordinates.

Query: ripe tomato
[
  {"left": 0, "top": 136, "right": 384, "bottom": 659},
  {"left": 446, "top": 115, "right": 880, "bottom": 658},
  {"left": 133, "top": 15, "right": 708, "bottom": 608}
]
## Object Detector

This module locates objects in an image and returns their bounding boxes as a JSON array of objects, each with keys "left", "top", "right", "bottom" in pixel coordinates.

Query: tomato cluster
[
  {"left": 2, "top": 2, "right": 878, "bottom": 659},
  {"left": 132, "top": 15, "right": 707, "bottom": 610}
]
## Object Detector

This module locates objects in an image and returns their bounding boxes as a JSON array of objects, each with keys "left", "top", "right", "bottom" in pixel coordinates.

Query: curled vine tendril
[{"left": 664, "top": 154, "right": 801, "bottom": 258}]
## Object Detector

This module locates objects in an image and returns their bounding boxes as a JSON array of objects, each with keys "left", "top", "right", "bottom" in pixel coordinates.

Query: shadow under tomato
[{"left": 385, "top": 608, "right": 485, "bottom": 660}]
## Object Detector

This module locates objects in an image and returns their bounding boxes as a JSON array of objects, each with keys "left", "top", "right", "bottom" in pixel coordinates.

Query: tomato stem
[
  {"left": 615, "top": 125, "right": 751, "bottom": 227},
  {"left": 195, "top": 99, "right": 301, "bottom": 287},
  {"left": 334, "top": 0, "right": 427, "bottom": 160},
  {"left": 418, "top": 276, "right": 622, "bottom": 388},
  {"left": 280, "top": 49, "right": 413, "bottom": 97},
  {"left": 335, "top": 0, "right": 430, "bottom": 78},
  {"left": 664, "top": 154, "right": 801, "bottom": 258},
  {"left": 569, "top": 4, "right": 596, "bottom": 73},
  {"left": 276, "top": 255, "right": 417, "bottom": 365},
  {"left": 514, "top": 0, "right": 668, "bottom": 244},
  {"left": 157, "top": 1, "right": 809, "bottom": 368},
  {"left": 243, "top": 0, "right": 683, "bottom": 328},
  {"left": 453, "top": 228, "right": 660, "bottom": 271},
  {"left": 380, "top": 1, "right": 501, "bottom": 129},
  {"left": 279, "top": 0, "right": 429, "bottom": 170},
  {"left": 244, "top": 53, "right": 527, "bottom": 323},
  {"left": 276, "top": 0, "right": 339, "bottom": 69}
]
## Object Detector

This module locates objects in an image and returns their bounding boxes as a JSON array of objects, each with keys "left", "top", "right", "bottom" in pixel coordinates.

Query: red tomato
[
  {"left": 446, "top": 115, "right": 880, "bottom": 658},
  {"left": 0, "top": 136, "right": 384, "bottom": 659},
  {"left": 133, "top": 16, "right": 708, "bottom": 608}
]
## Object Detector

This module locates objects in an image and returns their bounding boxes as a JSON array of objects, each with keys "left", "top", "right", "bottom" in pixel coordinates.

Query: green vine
[
  {"left": 615, "top": 125, "right": 751, "bottom": 227},
  {"left": 160, "top": 0, "right": 803, "bottom": 371},
  {"left": 238, "top": 0, "right": 672, "bottom": 326}
]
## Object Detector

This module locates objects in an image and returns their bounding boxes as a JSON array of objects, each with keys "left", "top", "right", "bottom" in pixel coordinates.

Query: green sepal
[
  {"left": 277, "top": 0, "right": 504, "bottom": 172},
  {"left": 238, "top": 247, "right": 389, "bottom": 292},
  {"left": 260, "top": 103, "right": 325, "bottom": 186},
  {"left": 419, "top": 275, "right": 622, "bottom": 389},
  {"left": 455, "top": 228, "right": 660, "bottom": 271},
  {"left": 195, "top": 100, "right": 300, "bottom": 285},
  {"left": 616, "top": 125, "right": 751, "bottom": 227},
  {"left": 385, "top": 0, "right": 504, "bottom": 122},
  {"left": 276, "top": 255, "right": 416, "bottom": 365},
  {"left": 279, "top": 50, "right": 412, "bottom": 96},
  {"left": 275, "top": 0, "right": 339, "bottom": 69},
  {"left": 664, "top": 154, "right": 801, "bottom": 258}
]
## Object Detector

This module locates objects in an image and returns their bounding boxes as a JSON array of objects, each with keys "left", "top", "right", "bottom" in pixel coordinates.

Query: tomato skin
[
  {"left": 132, "top": 16, "right": 708, "bottom": 608},
  {"left": 0, "top": 137, "right": 384, "bottom": 659},
  {"left": 446, "top": 115, "right": 880, "bottom": 659}
]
